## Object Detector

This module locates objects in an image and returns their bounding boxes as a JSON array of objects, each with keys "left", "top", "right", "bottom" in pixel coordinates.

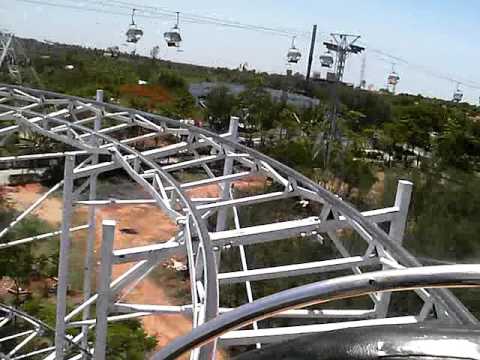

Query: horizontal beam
[
  {"left": 66, "top": 312, "right": 151, "bottom": 328},
  {"left": 10, "top": 346, "right": 56, "bottom": 360},
  {"left": 0, "top": 225, "right": 88, "bottom": 249},
  {"left": 164, "top": 171, "right": 253, "bottom": 192},
  {"left": 339, "top": 206, "right": 399, "bottom": 224},
  {"left": 219, "top": 316, "right": 419, "bottom": 346},
  {"left": 72, "top": 137, "right": 216, "bottom": 179},
  {"left": 0, "top": 330, "right": 34, "bottom": 343},
  {"left": 209, "top": 207, "right": 399, "bottom": 247},
  {"left": 113, "top": 240, "right": 184, "bottom": 264},
  {"left": 197, "top": 191, "right": 292, "bottom": 212},
  {"left": 210, "top": 216, "right": 333, "bottom": 246},
  {"left": 113, "top": 303, "right": 375, "bottom": 320},
  {"left": 218, "top": 256, "right": 379, "bottom": 284},
  {"left": 0, "top": 152, "right": 70, "bottom": 162},
  {"left": 162, "top": 154, "right": 224, "bottom": 172}
]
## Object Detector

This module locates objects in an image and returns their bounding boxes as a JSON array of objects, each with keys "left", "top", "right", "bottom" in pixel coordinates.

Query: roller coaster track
[{"left": 0, "top": 84, "right": 477, "bottom": 360}]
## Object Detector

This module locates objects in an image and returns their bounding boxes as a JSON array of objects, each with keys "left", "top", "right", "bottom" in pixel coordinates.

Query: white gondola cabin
[
  {"left": 126, "top": 9, "right": 143, "bottom": 43},
  {"left": 453, "top": 87, "right": 463, "bottom": 103},
  {"left": 164, "top": 12, "right": 182, "bottom": 48},
  {"left": 319, "top": 51, "right": 334, "bottom": 68},
  {"left": 287, "top": 37, "right": 301, "bottom": 64}
]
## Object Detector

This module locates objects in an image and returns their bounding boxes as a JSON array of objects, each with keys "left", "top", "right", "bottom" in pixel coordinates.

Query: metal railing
[{"left": 154, "top": 265, "right": 480, "bottom": 359}]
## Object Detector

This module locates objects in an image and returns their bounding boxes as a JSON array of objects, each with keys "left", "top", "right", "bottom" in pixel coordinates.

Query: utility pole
[
  {"left": 322, "top": 33, "right": 364, "bottom": 169},
  {"left": 306, "top": 25, "right": 317, "bottom": 81}
]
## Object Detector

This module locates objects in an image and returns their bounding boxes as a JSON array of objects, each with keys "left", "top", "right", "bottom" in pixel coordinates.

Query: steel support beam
[
  {"left": 218, "top": 256, "right": 379, "bottom": 284},
  {"left": 54, "top": 155, "right": 75, "bottom": 360},
  {"left": 94, "top": 220, "right": 115, "bottom": 360},
  {"left": 376, "top": 180, "right": 413, "bottom": 318},
  {"left": 81, "top": 90, "right": 103, "bottom": 355}
]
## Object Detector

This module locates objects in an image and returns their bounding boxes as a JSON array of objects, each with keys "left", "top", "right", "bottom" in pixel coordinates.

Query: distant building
[{"left": 188, "top": 82, "right": 320, "bottom": 108}]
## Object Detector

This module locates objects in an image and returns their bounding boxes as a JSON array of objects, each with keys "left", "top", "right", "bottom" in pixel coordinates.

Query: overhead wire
[
  {"left": 12, "top": 0, "right": 480, "bottom": 92},
  {"left": 36, "top": 0, "right": 299, "bottom": 37}
]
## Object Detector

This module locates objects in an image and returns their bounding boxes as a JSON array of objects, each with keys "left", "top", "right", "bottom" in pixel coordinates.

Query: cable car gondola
[
  {"left": 387, "top": 71, "right": 400, "bottom": 86},
  {"left": 164, "top": 12, "right": 182, "bottom": 48},
  {"left": 319, "top": 51, "right": 334, "bottom": 68},
  {"left": 453, "top": 84, "right": 463, "bottom": 103},
  {"left": 126, "top": 9, "right": 143, "bottom": 44},
  {"left": 286, "top": 36, "right": 301, "bottom": 64},
  {"left": 387, "top": 65, "right": 400, "bottom": 93}
]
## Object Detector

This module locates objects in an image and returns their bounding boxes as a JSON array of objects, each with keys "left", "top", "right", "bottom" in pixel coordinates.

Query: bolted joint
[{"left": 176, "top": 216, "right": 187, "bottom": 226}]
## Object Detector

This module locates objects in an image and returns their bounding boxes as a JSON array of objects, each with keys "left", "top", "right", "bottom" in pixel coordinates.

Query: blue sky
[{"left": 3, "top": 0, "right": 480, "bottom": 103}]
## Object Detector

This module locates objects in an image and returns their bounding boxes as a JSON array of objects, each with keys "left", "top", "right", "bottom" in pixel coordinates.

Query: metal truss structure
[
  {"left": 0, "top": 84, "right": 477, "bottom": 360},
  {"left": 0, "top": 33, "right": 22, "bottom": 84}
]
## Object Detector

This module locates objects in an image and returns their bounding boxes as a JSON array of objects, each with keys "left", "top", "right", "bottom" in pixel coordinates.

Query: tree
[
  {"left": 0, "top": 201, "right": 54, "bottom": 304},
  {"left": 238, "top": 85, "right": 277, "bottom": 145},
  {"left": 204, "top": 86, "right": 236, "bottom": 131},
  {"left": 106, "top": 320, "right": 157, "bottom": 359},
  {"left": 435, "top": 112, "right": 480, "bottom": 171}
]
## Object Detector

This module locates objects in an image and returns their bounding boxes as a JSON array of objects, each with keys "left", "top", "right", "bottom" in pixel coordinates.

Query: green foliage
[
  {"left": 435, "top": 111, "right": 480, "bottom": 171},
  {"left": 205, "top": 86, "right": 237, "bottom": 131},
  {"left": 20, "top": 300, "right": 157, "bottom": 358},
  {"left": 22, "top": 297, "right": 57, "bottom": 327},
  {"left": 105, "top": 320, "right": 157, "bottom": 360},
  {"left": 266, "top": 138, "right": 320, "bottom": 178},
  {"left": 381, "top": 168, "right": 480, "bottom": 262},
  {"left": 150, "top": 70, "right": 187, "bottom": 90},
  {"left": 0, "top": 201, "right": 56, "bottom": 301}
]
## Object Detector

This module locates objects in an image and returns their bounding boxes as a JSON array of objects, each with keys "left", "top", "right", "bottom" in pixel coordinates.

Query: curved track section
[
  {"left": 0, "top": 84, "right": 476, "bottom": 359},
  {"left": 0, "top": 303, "right": 91, "bottom": 359}
]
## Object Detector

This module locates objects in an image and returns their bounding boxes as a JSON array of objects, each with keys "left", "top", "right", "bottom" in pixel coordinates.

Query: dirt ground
[
  {"left": 4, "top": 184, "right": 192, "bottom": 357},
  {"left": 2, "top": 176, "right": 266, "bottom": 358},
  {"left": 95, "top": 204, "right": 193, "bottom": 356},
  {"left": 5, "top": 183, "right": 67, "bottom": 225}
]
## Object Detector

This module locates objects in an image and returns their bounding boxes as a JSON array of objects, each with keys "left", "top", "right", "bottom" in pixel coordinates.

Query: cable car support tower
[
  {"left": 321, "top": 34, "right": 364, "bottom": 169},
  {"left": 0, "top": 32, "right": 22, "bottom": 83}
]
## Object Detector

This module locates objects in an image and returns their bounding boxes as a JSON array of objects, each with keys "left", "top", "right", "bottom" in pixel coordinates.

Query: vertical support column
[
  {"left": 54, "top": 154, "right": 75, "bottom": 360},
  {"left": 389, "top": 180, "right": 413, "bottom": 242},
  {"left": 306, "top": 25, "right": 317, "bottom": 81},
  {"left": 94, "top": 220, "right": 116, "bottom": 360},
  {"left": 81, "top": 89, "right": 103, "bottom": 355},
  {"left": 96, "top": 89, "right": 104, "bottom": 103},
  {"left": 376, "top": 180, "right": 413, "bottom": 317},
  {"left": 214, "top": 117, "right": 239, "bottom": 267}
]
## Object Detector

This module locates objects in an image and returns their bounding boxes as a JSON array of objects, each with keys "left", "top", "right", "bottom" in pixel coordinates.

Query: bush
[{"left": 151, "top": 70, "right": 187, "bottom": 90}]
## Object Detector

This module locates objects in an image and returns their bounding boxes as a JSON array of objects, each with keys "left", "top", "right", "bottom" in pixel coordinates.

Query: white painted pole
[
  {"left": 54, "top": 154, "right": 75, "bottom": 360},
  {"left": 389, "top": 180, "right": 413, "bottom": 242},
  {"left": 96, "top": 89, "right": 104, "bottom": 103},
  {"left": 94, "top": 220, "right": 116, "bottom": 360},
  {"left": 215, "top": 117, "right": 239, "bottom": 269},
  {"left": 81, "top": 90, "right": 103, "bottom": 354},
  {"left": 216, "top": 116, "right": 239, "bottom": 232},
  {"left": 376, "top": 180, "right": 413, "bottom": 317}
]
